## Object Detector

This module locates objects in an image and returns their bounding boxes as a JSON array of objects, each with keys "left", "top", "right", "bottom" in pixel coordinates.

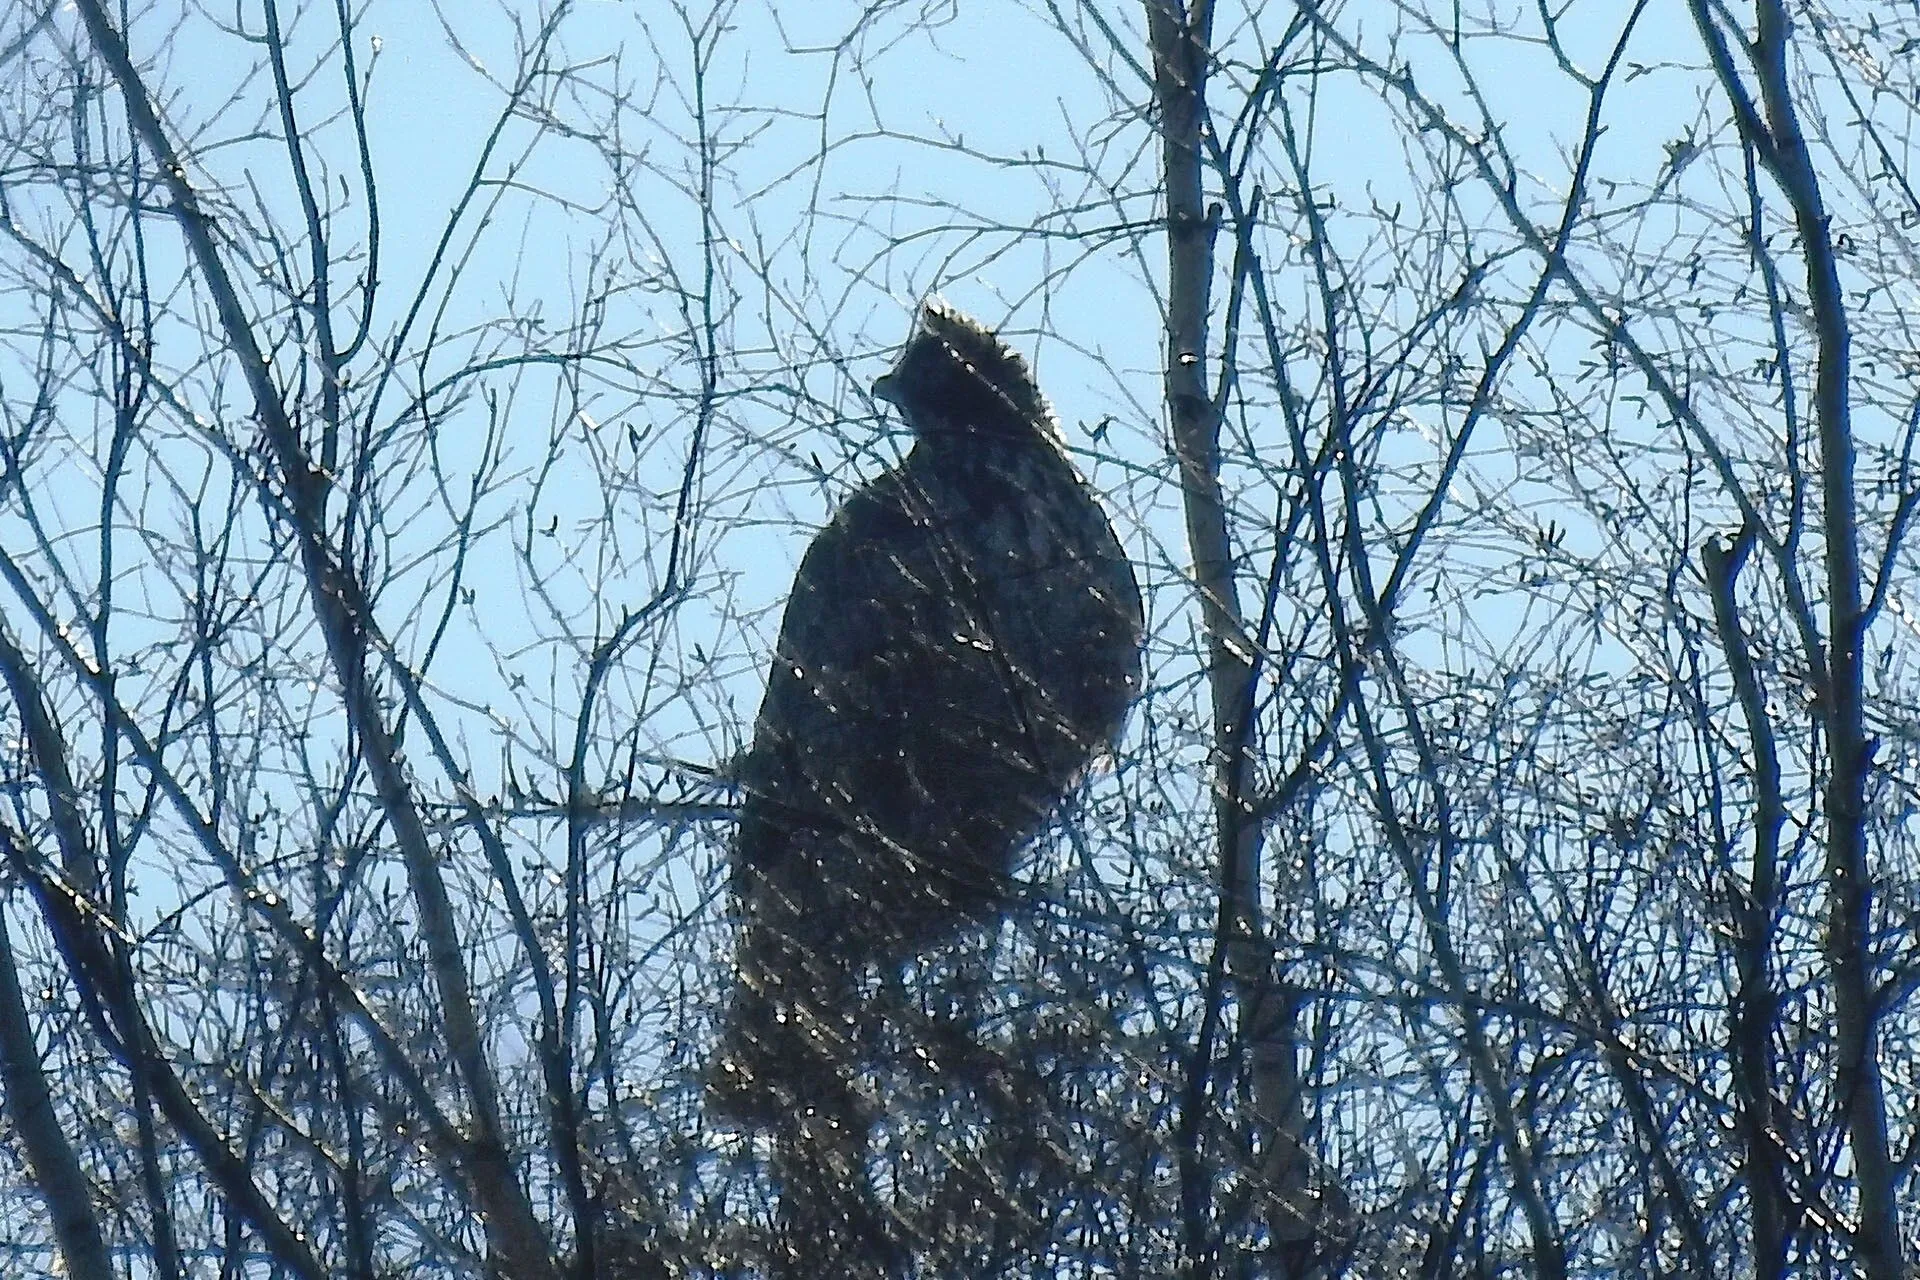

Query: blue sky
[
  {"left": 1, "top": 0, "right": 1732, "bottom": 870},
  {"left": 14, "top": 4, "right": 1920, "bottom": 1271}
]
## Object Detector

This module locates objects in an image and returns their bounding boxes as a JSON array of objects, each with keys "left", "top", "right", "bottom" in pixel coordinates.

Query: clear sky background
[
  {"left": 12, "top": 3, "right": 1920, "bottom": 1272},
  {"left": 144, "top": 0, "right": 1703, "bottom": 694},
  {"left": 5, "top": 0, "right": 1734, "bottom": 943}
]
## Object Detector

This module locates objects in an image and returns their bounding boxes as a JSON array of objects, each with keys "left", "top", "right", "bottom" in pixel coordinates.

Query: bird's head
[{"left": 873, "top": 300, "right": 1057, "bottom": 443}]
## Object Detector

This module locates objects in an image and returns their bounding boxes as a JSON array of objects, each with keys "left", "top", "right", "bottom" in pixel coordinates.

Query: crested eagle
[{"left": 709, "top": 301, "right": 1143, "bottom": 1123}]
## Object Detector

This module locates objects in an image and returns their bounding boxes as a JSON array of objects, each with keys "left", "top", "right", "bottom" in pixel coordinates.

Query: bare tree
[{"left": 2, "top": 1, "right": 1916, "bottom": 1277}]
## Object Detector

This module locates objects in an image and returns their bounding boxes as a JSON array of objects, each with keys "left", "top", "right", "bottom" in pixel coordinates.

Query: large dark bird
[{"left": 708, "top": 301, "right": 1143, "bottom": 1126}]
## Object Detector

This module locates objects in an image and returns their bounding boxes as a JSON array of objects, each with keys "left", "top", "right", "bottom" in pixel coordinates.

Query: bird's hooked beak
[{"left": 871, "top": 371, "right": 901, "bottom": 407}]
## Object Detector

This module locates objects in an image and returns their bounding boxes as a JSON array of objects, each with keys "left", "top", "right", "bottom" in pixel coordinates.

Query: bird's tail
[{"left": 706, "top": 916, "right": 862, "bottom": 1128}]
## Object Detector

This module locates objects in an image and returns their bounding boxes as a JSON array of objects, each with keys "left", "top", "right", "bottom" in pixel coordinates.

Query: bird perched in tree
[{"left": 708, "top": 300, "right": 1143, "bottom": 1126}]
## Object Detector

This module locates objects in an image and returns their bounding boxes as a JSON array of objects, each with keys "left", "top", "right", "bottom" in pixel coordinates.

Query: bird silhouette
[{"left": 709, "top": 300, "right": 1143, "bottom": 1127}]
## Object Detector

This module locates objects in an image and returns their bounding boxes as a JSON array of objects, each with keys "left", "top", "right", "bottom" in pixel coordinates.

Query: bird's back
[{"left": 736, "top": 431, "right": 1141, "bottom": 955}]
